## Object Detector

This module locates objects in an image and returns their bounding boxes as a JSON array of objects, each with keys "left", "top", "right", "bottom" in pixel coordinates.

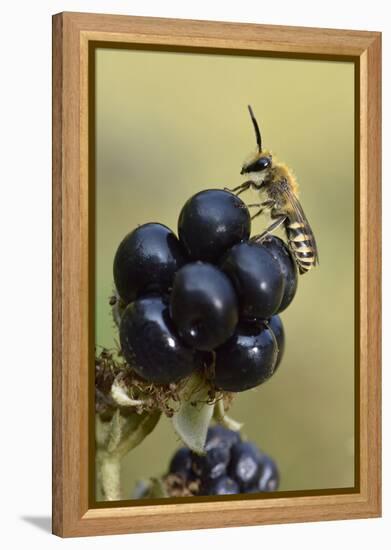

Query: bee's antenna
[{"left": 248, "top": 105, "right": 262, "bottom": 152}]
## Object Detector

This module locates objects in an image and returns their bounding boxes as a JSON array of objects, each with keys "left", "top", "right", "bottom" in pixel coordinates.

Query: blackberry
[
  {"left": 120, "top": 296, "right": 200, "bottom": 384},
  {"left": 166, "top": 427, "right": 280, "bottom": 497},
  {"left": 170, "top": 262, "right": 238, "bottom": 350},
  {"left": 221, "top": 241, "right": 284, "bottom": 320},
  {"left": 178, "top": 189, "right": 251, "bottom": 262},
  {"left": 214, "top": 321, "right": 278, "bottom": 392},
  {"left": 114, "top": 223, "right": 187, "bottom": 304}
]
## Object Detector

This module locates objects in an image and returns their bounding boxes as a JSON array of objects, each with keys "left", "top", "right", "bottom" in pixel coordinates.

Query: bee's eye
[
  {"left": 242, "top": 156, "right": 271, "bottom": 174},
  {"left": 252, "top": 157, "right": 270, "bottom": 171}
]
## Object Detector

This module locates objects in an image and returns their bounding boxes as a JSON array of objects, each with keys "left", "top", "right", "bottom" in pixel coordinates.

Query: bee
[{"left": 230, "top": 105, "right": 319, "bottom": 274}]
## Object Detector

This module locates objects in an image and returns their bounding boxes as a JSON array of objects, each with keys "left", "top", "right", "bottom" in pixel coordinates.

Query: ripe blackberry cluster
[
  {"left": 114, "top": 188, "right": 298, "bottom": 392},
  {"left": 167, "top": 425, "right": 279, "bottom": 496}
]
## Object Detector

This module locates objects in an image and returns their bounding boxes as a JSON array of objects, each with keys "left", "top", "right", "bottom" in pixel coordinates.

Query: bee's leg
[
  {"left": 248, "top": 199, "right": 275, "bottom": 220},
  {"left": 225, "top": 180, "right": 255, "bottom": 196},
  {"left": 251, "top": 209, "right": 265, "bottom": 220},
  {"left": 251, "top": 215, "right": 287, "bottom": 241}
]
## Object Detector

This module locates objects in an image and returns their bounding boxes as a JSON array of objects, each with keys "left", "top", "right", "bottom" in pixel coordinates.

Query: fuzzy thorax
[{"left": 273, "top": 161, "right": 299, "bottom": 196}]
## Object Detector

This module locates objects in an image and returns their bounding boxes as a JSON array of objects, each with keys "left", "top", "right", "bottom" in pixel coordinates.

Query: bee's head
[
  {"left": 241, "top": 105, "right": 272, "bottom": 184},
  {"left": 240, "top": 152, "right": 273, "bottom": 175}
]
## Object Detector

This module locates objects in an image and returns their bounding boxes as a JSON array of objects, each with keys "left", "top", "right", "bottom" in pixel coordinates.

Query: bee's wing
[{"left": 281, "top": 184, "right": 319, "bottom": 264}]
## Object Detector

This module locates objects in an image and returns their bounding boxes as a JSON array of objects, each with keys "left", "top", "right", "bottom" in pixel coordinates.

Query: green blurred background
[{"left": 95, "top": 47, "right": 355, "bottom": 496}]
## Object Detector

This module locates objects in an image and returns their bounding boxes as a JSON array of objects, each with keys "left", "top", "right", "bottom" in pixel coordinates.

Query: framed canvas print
[{"left": 52, "top": 12, "right": 381, "bottom": 537}]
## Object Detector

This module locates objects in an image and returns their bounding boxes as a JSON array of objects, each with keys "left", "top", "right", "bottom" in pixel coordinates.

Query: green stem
[
  {"left": 98, "top": 452, "right": 122, "bottom": 501},
  {"left": 96, "top": 409, "right": 161, "bottom": 501}
]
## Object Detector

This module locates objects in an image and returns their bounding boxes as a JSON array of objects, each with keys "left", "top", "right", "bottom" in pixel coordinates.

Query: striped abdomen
[{"left": 285, "top": 220, "right": 317, "bottom": 274}]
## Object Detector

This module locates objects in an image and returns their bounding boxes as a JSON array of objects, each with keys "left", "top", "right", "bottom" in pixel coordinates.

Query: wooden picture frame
[{"left": 52, "top": 11, "right": 381, "bottom": 537}]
